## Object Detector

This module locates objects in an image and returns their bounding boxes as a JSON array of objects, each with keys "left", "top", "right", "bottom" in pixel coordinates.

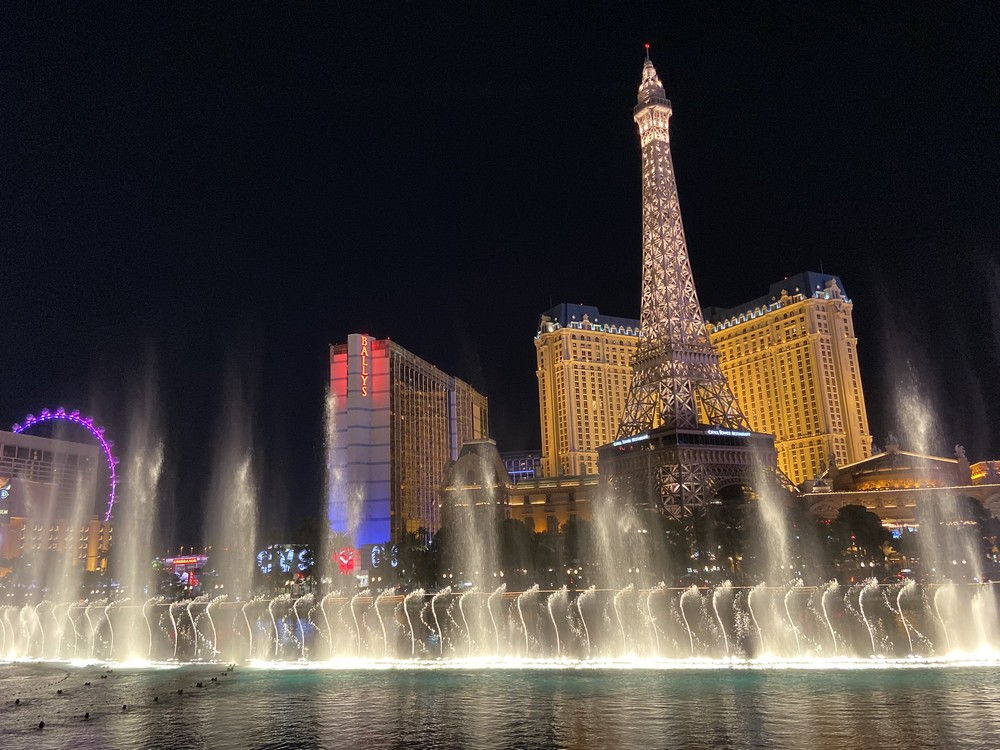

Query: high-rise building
[
  {"left": 535, "top": 304, "right": 639, "bottom": 477},
  {"left": 0, "top": 429, "right": 110, "bottom": 572},
  {"left": 329, "top": 334, "right": 489, "bottom": 545},
  {"left": 704, "top": 272, "right": 873, "bottom": 484}
]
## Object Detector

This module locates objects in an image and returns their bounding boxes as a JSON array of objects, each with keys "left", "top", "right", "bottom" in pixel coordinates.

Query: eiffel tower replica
[{"left": 598, "top": 49, "right": 787, "bottom": 518}]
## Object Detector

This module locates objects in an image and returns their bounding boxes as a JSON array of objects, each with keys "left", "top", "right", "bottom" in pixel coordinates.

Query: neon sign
[
  {"left": 256, "top": 545, "right": 314, "bottom": 575},
  {"left": 612, "top": 433, "right": 649, "bottom": 447},
  {"left": 706, "top": 428, "right": 752, "bottom": 438},
  {"left": 256, "top": 549, "right": 273, "bottom": 575},
  {"left": 360, "top": 335, "right": 370, "bottom": 397},
  {"left": 336, "top": 547, "right": 359, "bottom": 575},
  {"left": 165, "top": 556, "right": 204, "bottom": 567},
  {"left": 370, "top": 544, "right": 399, "bottom": 569}
]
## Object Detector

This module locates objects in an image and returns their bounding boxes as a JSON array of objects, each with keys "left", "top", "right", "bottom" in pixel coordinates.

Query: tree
[
  {"left": 499, "top": 517, "right": 535, "bottom": 587},
  {"left": 832, "top": 504, "right": 887, "bottom": 560},
  {"left": 561, "top": 516, "right": 594, "bottom": 567},
  {"left": 396, "top": 528, "right": 436, "bottom": 588}
]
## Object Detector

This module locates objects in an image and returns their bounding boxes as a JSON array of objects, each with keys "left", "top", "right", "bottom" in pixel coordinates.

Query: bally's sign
[{"left": 359, "top": 335, "right": 370, "bottom": 397}]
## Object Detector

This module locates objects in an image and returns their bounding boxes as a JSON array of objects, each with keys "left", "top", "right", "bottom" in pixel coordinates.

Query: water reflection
[{"left": 1, "top": 664, "right": 999, "bottom": 749}]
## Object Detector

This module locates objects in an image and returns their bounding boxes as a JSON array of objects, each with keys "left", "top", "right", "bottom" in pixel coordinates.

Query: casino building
[
  {"left": 534, "top": 273, "right": 872, "bottom": 486},
  {"left": 329, "top": 334, "right": 489, "bottom": 545},
  {"left": 704, "top": 272, "right": 873, "bottom": 485},
  {"left": 536, "top": 304, "right": 639, "bottom": 477},
  {"left": 0, "top": 430, "right": 110, "bottom": 573},
  {"left": 805, "top": 440, "right": 1000, "bottom": 526}
]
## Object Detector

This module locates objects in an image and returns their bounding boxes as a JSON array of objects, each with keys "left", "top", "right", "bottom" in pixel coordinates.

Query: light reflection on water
[{"left": 1, "top": 662, "right": 999, "bottom": 749}]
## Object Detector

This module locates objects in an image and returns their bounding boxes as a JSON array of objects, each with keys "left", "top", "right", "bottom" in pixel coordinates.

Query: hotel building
[
  {"left": 0, "top": 430, "right": 110, "bottom": 573},
  {"left": 535, "top": 304, "right": 639, "bottom": 477},
  {"left": 535, "top": 272, "right": 872, "bottom": 486},
  {"left": 704, "top": 272, "right": 872, "bottom": 484},
  {"left": 329, "top": 334, "right": 489, "bottom": 545}
]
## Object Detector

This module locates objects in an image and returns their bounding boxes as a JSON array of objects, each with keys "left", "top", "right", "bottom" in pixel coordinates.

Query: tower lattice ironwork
[
  {"left": 619, "top": 52, "right": 748, "bottom": 438},
  {"left": 600, "top": 50, "right": 786, "bottom": 518}
]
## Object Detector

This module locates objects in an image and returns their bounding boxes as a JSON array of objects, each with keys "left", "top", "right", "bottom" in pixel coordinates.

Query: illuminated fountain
[
  {"left": 1, "top": 393, "right": 997, "bottom": 669},
  {"left": 4, "top": 580, "right": 996, "bottom": 665},
  {"left": 3, "top": 364, "right": 998, "bottom": 670}
]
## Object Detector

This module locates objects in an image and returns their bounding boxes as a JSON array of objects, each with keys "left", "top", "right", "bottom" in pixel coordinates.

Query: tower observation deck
[{"left": 598, "top": 50, "right": 788, "bottom": 517}]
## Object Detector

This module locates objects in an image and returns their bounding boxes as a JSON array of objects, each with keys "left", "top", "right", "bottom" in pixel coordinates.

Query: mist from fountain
[
  {"left": 442, "top": 445, "right": 503, "bottom": 592},
  {"left": 115, "top": 373, "right": 165, "bottom": 661},
  {"left": 321, "top": 389, "right": 344, "bottom": 585},
  {"left": 591, "top": 490, "right": 664, "bottom": 591},
  {"left": 47, "top": 473, "right": 93, "bottom": 614},
  {"left": 4, "top": 349, "right": 999, "bottom": 670},
  {"left": 751, "top": 455, "right": 793, "bottom": 585},
  {"left": 207, "top": 370, "right": 258, "bottom": 599}
]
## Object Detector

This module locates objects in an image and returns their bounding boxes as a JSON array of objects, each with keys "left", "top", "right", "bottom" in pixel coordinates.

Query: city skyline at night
[{"left": 4, "top": 6, "right": 998, "bottom": 543}]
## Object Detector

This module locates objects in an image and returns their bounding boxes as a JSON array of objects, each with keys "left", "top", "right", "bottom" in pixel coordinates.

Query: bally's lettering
[{"left": 360, "top": 335, "right": 370, "bottom": 397}]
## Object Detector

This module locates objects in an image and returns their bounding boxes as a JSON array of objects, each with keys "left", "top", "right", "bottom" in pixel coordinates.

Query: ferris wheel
[{"left": 11, "top": 407, "right": 119, "bottom": 523}]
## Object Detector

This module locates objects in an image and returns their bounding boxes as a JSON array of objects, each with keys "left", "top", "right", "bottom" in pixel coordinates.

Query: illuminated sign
[
  {"left": 256, "top": 545, "right": 314, "bottom": 575},
  {"left": 706, "top": 429, "right": 752, "bottom": 438},
  {"left": 165, "top": 556, "right": 203, "bottom": 567},
  {"left": 612, "top": 433, "right": 649, "bottom": 447},
  {"left": 370, "top": 544, "right": 399, "bottom": 569},
  {"left": 0, "top": 477, "right": 9, "bottom": 520},
  {"left": 336, "top": 547, "right": 359, "bottom": 575},
  {"left": 360, "top": 335, "right": 370, "bottom": 397},
  {"left": 162, "top": 554, "right": 208, "bottom": 578}
]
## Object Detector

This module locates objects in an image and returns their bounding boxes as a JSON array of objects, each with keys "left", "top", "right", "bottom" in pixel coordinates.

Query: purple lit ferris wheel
[{"left": 11, "top": 407, "right": 119, "bottom": 523}]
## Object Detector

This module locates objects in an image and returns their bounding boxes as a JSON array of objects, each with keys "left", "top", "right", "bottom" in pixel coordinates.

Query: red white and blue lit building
[{"left": 329, "top": 334, "right": 489, "bottom": 546}]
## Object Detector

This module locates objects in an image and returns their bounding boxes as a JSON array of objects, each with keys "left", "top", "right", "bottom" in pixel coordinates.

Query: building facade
[
  {"left": 501, "top": 449, "right": 542, "bottom": 483},
  {"left": 805, "top": 442, "right": 1000, "bottom": 526},
  {"left": 535, "top": 304, "right": 640, "bottom": 477},
  {"left": 0, "top": 430, "right": 110, "bottom": 572},
  {"left": 442, "top": 439, "right": 596, "bottom": 535},
  {"left": 535, "top": 273, "right": 871, "bottom": 487},
  {"left": 704, "top": 272, "right": 873, "bottom": 485},
  {"left": 329, "top": 334, "right": 489, "bottom": 545}
]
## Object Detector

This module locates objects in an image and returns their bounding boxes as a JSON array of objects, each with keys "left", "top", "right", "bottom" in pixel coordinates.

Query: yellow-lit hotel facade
[
  {"left": 535, "top": 273, "right": 873, "bottom": 486},
  {"left": 536, "top": 304, "right": 638, "bottom": 477}
]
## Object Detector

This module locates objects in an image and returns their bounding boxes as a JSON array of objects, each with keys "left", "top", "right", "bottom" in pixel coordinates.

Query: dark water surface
[{"left": 1, "top": 663, "right": 998, "bottom": 749}]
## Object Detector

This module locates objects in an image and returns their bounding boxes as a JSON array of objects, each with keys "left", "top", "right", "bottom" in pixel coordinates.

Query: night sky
[{"left": 4, "top": 5, "right": 999, "bottom": 545}]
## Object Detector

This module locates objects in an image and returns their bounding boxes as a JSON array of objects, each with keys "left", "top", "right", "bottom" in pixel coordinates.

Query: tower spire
[{"left": 638, "top": 48, "right": 667, "bottom": 108}]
